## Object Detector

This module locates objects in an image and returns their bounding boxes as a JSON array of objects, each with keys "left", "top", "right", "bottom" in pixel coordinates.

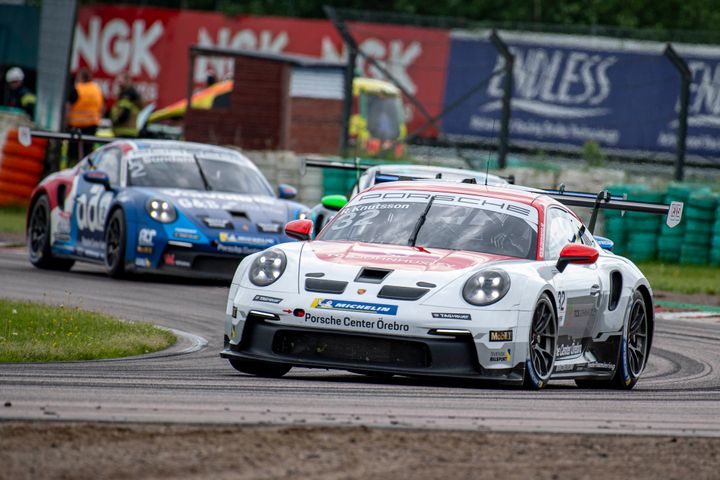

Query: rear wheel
[
  {"left": 229, "top": 358, "right": 291, "bottom": 378},
  {"left": 27, "top": 195, "right": 74, "bottom": 271},
  {"left": 104, "top": 209, "right": 127, "bottom": 278},
  {"left": 523, "top": 293, "right": 557, "bottom": 390},
  {"left": 575, "top": 291, "right": 649, "bottom": 390}
]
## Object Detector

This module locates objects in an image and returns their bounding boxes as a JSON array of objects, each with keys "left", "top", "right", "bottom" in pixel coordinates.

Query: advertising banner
[
  {"left": 443, "top": 31, "right": 720, "bottom": 159},
  {"left": 72, "top": 5, "right": 449, "bottom": 136}
]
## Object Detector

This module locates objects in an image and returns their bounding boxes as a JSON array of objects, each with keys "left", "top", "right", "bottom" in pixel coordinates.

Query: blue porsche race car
[{"left": 27, "top": 139, "right": 308, "bottom": 279}]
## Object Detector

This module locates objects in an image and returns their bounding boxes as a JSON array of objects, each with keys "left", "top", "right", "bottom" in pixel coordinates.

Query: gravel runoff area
[{"left": 1, "top": 422, "right": 719, "bottom": 479}]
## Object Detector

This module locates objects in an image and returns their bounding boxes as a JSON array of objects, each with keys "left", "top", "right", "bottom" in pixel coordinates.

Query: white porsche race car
[{"left": 222, "top": 181, "right": 682, "bottom": 389}]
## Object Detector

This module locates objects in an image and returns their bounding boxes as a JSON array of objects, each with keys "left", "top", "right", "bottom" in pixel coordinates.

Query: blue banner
[{"left": 442, "top": 31, "right": 720, "bottom": 159}]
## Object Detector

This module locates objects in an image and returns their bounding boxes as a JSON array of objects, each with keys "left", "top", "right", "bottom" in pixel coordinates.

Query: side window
[
  {"left": 93, "top": 148, "right": 122, "bottom": 185},
  {"left": 546, "top": 208, "right": 583, "bottom": 260},
  {"left": 569, "top": 215, "right": 594, "bottom": 246}
]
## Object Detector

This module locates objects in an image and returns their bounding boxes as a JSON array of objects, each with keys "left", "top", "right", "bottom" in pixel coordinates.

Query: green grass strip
[
  {"left": 0, "top": 206, "right": 26, "bottom": 234},
  {"left": 655, "top": 300, "right": 720, "bottom": 313},
  {"left": 0, "top": 298, "right": 176, "bottom": 362},
  {"left": 636, "top": 261, "right": 720, "bottom": 295}
]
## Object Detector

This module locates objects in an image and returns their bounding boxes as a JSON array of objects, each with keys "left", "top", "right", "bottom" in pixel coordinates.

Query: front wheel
[
  {"left": 104, "top": 209, "right": 127, "bottom": 278},
  {"left": 523, "top": 293, "right": 557, "bottom": 390},
  {"left": 229, "top": 358, "right": 291, "bottom": 378}
]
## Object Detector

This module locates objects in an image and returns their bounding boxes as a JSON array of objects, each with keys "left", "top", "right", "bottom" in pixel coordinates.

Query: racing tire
[
  {"left": 228, "top": 358, "right": 291, "bottom": 378},
  {"left": 104, "top": 209, "right": 127, "bottom": 278},
  {"left": 27, "top": 195, "right": 74, "bottom": 271},
  {"left": 523, "top": 293, "right": 557, "bottom": 390},
  {"left": 575, "top": 291, "right": 649, "bottom": 390}
]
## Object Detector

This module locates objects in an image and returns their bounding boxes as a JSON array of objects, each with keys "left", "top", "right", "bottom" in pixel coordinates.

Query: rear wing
[
  {"left": 300, "top": 156, "right": 515, "bottom": 184},
  {"left": 538, "top": 187, "right": 684, "bottom": 233}
]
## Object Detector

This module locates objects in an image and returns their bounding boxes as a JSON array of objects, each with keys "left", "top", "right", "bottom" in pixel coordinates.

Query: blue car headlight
[
  {"left": 146, "top": 198, "right": 177, "bottom": 223},
  {"left": 248, "top": 249, "right": 287, "bottom": 287},
  {"left": 462, "top": 269, "right": 511, "bottom": 306}
]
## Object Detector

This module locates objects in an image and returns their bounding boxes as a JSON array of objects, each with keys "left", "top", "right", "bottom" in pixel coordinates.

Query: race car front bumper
[{"left": 221, "top": 290, "right": 533, "bottom": 383}]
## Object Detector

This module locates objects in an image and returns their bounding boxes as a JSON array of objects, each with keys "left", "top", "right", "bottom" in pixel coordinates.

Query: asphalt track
[{"left": 1, "top": 247, "right": 719, "bottom": 437}]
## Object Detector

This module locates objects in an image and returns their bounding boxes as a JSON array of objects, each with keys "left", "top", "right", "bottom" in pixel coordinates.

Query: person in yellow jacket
[
  {"left": 3, "top": 67, "right": 36, "bottom": 118},
  {"left": 67, "top": 68, "right": 104, "bottom": 162},
  {"left": 111, "top": 73, "right": 143, "bottom": 137}
]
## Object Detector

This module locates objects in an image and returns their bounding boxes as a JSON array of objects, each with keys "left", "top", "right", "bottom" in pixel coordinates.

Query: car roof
[
  {"left": 365, "top": 164, "right": 507, "bottom": 184},
  {"left": 366, "top": 180, "right": 551, "bottom": 206},
  {"left": 109, "top": 139, "right": 255, "bottom": 167}
]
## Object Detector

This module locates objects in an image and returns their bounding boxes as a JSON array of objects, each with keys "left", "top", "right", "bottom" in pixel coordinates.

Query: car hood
[{"left": 152, "top": 188, "right": 292, "bottom": 223}]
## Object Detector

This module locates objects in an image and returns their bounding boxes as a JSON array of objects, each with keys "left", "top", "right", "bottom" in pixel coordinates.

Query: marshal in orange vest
[{"left": 68, "top": 81, "right": 104, "bottom": 128}]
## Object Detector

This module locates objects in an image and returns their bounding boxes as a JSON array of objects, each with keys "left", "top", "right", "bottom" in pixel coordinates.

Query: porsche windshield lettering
[{"left": 319, "top": 195, "right": 538, "bottom": 259}]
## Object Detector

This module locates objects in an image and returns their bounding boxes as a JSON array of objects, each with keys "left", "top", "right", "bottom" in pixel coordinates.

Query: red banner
[{"left": 73, "top": 5, "right": 449, "bottom": 136}]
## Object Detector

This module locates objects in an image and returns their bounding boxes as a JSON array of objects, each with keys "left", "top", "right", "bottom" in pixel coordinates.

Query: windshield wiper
[
  {"left": 193, "top": 154, "right": 212, "bottom": 191},
  {"left": 408, "top": 195, "right": 435, "bottom": 246}
]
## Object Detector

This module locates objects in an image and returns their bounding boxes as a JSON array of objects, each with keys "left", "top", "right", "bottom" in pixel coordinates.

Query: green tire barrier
[
  {"left": 658, "top": 236, "right": 683, "bottom": 250},
  {"left": 680, "top": 244, "right": 710, "bottom": 265},
  {"left": 685, "top": 206, "right": 715, "bottom": 221},
  {"left": 627, "top": 218, "right": 661, "bottom": 230},
  {"left": 659, "top": 251, "right": 681, "bottom": 262},
  {"left": 687, "top": 192, "right": 718, "bottom": 210},
  {"left": 686, "top": 220, "right": 713, "bottom": 234},
  {"left": 711, "top": 248, "right": 720, "bottom": 266},
  {"left": 684, "top": 232, "right": 712, "bottom": 245}
]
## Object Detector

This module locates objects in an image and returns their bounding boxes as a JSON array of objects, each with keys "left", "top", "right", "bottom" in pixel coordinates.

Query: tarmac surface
[{"left": 1, "top": 247, "right": 719, "bottom": 437}]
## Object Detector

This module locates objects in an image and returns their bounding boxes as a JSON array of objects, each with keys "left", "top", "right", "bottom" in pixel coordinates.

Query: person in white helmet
[{"left": 3, "top": 67, "right": 36, "bottom": 118}]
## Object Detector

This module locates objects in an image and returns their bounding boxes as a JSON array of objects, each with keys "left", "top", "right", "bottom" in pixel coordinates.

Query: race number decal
[{"left": 76, "top": 185, "right": 113, "bottom": 233}]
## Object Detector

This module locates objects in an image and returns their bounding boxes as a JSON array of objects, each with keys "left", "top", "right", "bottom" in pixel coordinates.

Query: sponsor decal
[
  {"left": 432, "top": 312, "right": 472, "bottom": 321},
  {"left": 667, "top": 202, "right": 683, "bottom": 228},
  {"left": 217, "top": 244, "right": 263, "bottom": 255},
  {"left": 588, "top": 361, "right": 615, "bottom": 370},
  {"left": 311, "top": 298, "right": 398, "bottom": 316},
  {"left": 136, "top": 246, "right": 153, "bottom": 254},
  {"left": 489, "top": 330, "right": 513, "bottom": 342},
  {"left": 219, "top": 231, "right": 275, "bottom": 246},
  {"left": 134, "top": 257, "right": 151, "bottom": 268},
  {"left": 75, "top": 185, "right": 113, "bottom": 233},
  {"left": 556, "top": 340, "right": 583, "bottom": 357},
  {"left": 490, "top": 349, "right": 512, "bottom": 362},
  {"left": 253, "top": 295, "right": 283, "bottom": 304},
  {"left": 138, "top": 228, "right": 157, "bottom": 247},
  {"left": 304, "top": 313, "right": 410, "bottom": 332},
  {"left": 174, "top": 228, "right": 200, "bottom": 240},
  {"left": 553, "top": 363, "right": 574, "bottom": 372}
]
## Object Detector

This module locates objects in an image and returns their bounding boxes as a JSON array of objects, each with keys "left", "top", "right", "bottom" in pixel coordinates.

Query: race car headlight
[
  {"left": 146, "top": 198, "right": 176, "bottom": 223},
  {"left": 248, "top": 249, "right": 287, "bottom": 287},
  {"left": 462, "top": 269, "right": 511, "bottom": 306}
]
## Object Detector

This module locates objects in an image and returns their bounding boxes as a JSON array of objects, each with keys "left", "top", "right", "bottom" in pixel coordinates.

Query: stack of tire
[
  {"left": 681, "top": 189, "right": 717, "bottom": 265},
  {"left": 657, "top": 183, "right": 692, "bottom": 263},
  {"left": 0, "top": 128, "right": 47, "bottom": 206},
  {"left": 712, "top": 201, "right": 720, "bottom": 267},
  {"left": 604, "top": 184, "right": 662, "bottom": 262}
]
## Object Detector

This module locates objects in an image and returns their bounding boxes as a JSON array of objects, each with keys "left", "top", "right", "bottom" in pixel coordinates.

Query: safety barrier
[{"left": 0, "top": 128, "right": 47, "bottom": 206}]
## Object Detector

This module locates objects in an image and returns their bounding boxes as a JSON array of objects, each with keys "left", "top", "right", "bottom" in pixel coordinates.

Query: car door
[
  {"left": 70, "top": 147, "right": 121, "bottom": 260},
  {"left": 545, "top": 207, "right": 602, "bottom": 360}
]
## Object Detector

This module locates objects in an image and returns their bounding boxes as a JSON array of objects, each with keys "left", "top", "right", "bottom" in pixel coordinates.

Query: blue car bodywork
[{"left": 29, "top": 140, "right": 308, "bottom": 279}]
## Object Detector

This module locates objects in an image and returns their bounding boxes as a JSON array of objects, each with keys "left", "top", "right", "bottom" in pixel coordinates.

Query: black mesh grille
[
  {"left": 193, "top": 256, "right": 243, "bottom": 276},
  {"left": 272, "top": 330, "right": 430, "bottom": 367},
  {"left": 305, "top": 278, "right": 348, "bottom": 294},
  {"left": 377, "top": 285, "right": 430, "bottom": 301}
]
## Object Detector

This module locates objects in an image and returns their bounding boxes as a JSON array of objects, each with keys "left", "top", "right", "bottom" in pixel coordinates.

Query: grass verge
[
  {"left": 636, "top": 262, "right": 720, "bottom": 295},
  {"left": 0, "top": 206, "right": 26, "bottom": 235},
  {"left": 0, "top": 298, "right": 176, "bottom": 362}
]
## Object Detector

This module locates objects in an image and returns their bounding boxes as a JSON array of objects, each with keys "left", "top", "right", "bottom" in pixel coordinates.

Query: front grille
[
  {"left": 305, "top": 278, "right": 348, "bottom": 294},
  {"left": 272, "top": 330, "right": 431, "bottom": 368},
  {"left": 377, "top": 285, "right": 430, "bottom": 301}
]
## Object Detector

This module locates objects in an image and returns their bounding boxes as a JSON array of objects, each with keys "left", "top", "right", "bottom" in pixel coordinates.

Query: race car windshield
[
  {"left": 127, "top": 155, "right": 273, "bottom": 195},
  {"left": 318, "top": 200, "right": 537, "bottom": 259}
]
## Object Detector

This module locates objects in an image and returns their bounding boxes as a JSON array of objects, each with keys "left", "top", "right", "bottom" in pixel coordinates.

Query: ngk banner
[
  {"left": 72, "top": 5, "right": 449, "bottom": 136},
  {"left": 442, "top": 30, "right": 720, "bottom": 159}
]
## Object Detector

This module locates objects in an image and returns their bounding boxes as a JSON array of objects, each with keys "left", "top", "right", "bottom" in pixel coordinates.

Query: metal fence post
[
  {"left": 340, "top": 47, "right": 357, "bottom": 156},
  {"left": 664, "top": 44, "right": 691, "bottom": 182},
  {"left": 490, "top": 30, "right": 513, "bottom": 170}
]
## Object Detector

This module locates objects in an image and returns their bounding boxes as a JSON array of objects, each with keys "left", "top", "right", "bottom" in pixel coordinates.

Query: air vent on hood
[
  {"left": 305, "top": 278, "right": 348, "bottom": 294},
  {"left": 355, "top": 267, "right": 392, "bottom": 284},
  {"left": 377, "top": 285, "right": 430, "bottom": 301},
  {"left": 227, "top": 210, "right": 249, "bottom": 220}
]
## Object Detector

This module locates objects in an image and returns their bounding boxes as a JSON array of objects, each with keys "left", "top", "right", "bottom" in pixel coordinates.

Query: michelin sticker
[{"left": 311, "top": 298, "right": 398, "bottom": 316}]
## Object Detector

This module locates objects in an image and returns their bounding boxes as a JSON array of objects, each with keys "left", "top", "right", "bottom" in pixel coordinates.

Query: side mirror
[
  {"left": 556, "top": 244, "right": 599, "bottom": 273},
  {"left": 284, "top": 219, "right": 313, "bottom": 241},
  {"left": 321, "top": 194, "right": 348, "bottom": 211},
  {"left": 83, "top": 170, "right": 111, "bottom": 190},
  {"left": 278, "top": 184, "right": 297, "bottom": 199}
]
